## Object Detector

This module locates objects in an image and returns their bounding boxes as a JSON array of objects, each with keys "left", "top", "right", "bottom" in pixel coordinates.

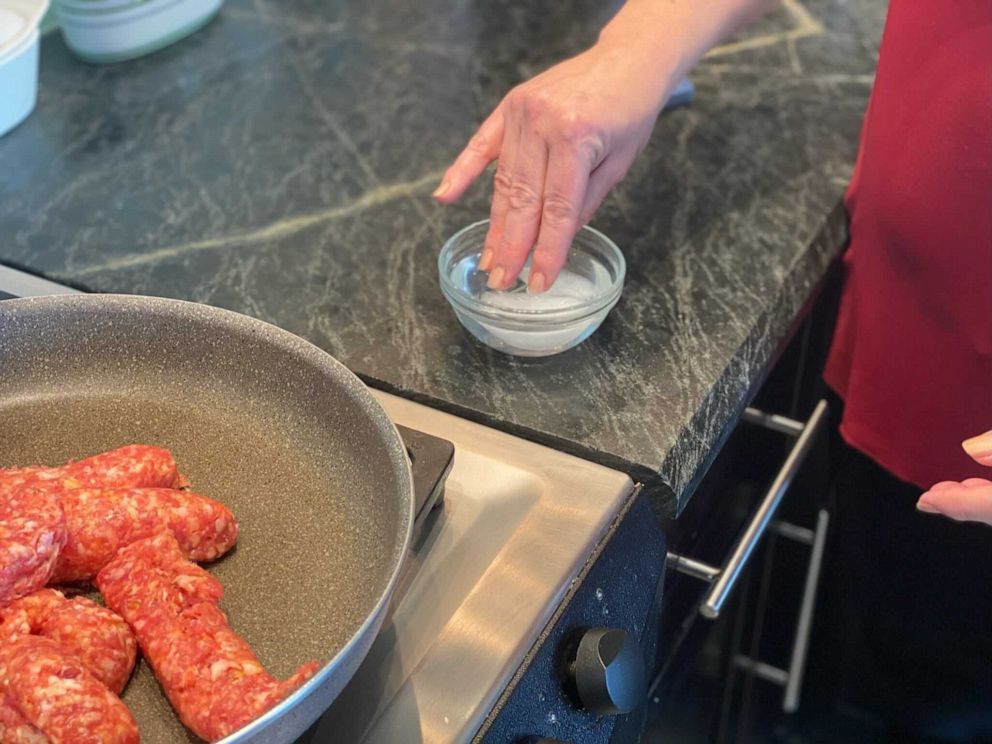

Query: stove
[{"left": 0, "top": 264, "right": 668, "bottom": 744}]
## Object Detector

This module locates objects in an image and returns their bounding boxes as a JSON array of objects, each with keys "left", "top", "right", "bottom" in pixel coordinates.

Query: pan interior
[{"left": 0, "top": 296, "right": 410, "bottom": 744}]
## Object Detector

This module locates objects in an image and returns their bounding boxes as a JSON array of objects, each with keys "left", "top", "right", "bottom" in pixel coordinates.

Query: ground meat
[
  {"left": 0, "top": 489, "right": 66, "bottom": 607},
  {"left": 0, "top": 636, "right": 138, "bottom": 744},
  {"left": 0, "top": 635, "right": 138, "bottom": 744},
  {"left": 0, "top": 444, "right": 187, "bottom": 498},
  {"left": 53, "top": 487, "right": 239, "bottom": 583},
  {"left": 0, "top": 591, "right": 137, "bottom": 742},
  {"left": 0, "top": 589, "right": 65, "bottom": 629},
  {"left": 0, "top": 589, "right": 137, "bottom": 696},
  {"left": 97, "top": 534, "right": 319, "bottom": 743},
  {"left": 0, "top": 696, "right": 47, "bottom": 744},
  {"left": 0, "top": 605, "right": 30, "bottom": 645}
]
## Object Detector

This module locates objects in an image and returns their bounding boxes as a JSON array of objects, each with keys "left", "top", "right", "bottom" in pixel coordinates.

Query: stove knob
[{"left": 567, "top": 628, "right": 646, "bottom": 715}]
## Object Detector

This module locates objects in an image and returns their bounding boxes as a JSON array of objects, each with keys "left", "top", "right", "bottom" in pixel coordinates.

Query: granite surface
[{"left": 0, "top": 0, "right": 886, "bottom": 516}]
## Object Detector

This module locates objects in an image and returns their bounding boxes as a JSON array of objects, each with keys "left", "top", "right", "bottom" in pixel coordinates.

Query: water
[
  {"left": 446, "top": 251, "right": 619, "bottom": 356},
  {"left": 449, "top": 253, "right": 610, "bottom": 312},
  {"left": 482, "top": 267, "right": 598, "bottom": 311}
]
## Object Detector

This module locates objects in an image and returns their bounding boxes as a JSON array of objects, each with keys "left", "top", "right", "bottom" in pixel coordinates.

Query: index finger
[
  {"left": 528, "top": 144, "right": 593, "bottom": 292},
  {"left": 434, "top": 108, "right": 505, "bottom": 204}
]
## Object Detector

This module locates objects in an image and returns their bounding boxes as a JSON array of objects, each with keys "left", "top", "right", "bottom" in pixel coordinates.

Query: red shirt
[{"left": 824, "top": 1, "right": 992, "bottom": 489}]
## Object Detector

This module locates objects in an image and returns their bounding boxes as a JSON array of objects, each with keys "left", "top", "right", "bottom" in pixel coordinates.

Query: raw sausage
[
  {"left": 97, "top": 534, "right": 318, "bottom": 742},
  {"left": 0, "top": 589, "right": 137, "bottom": 695},
  {"left": 0, "top": 444, "right": 187, "bottom": 497},
  {"left": 0, "top": 636, "right": 138, "bottom": 744},
  {"left": 0, "top": 697, "right": 47, "bottom": 744},
  {"left": 53, "top": 487, "right": 239, "bottom": 583},
  {"left": 0, "top": 591, "right": 137, "bottom": 742},
  {"left": 0, "top": 605, "right": 30, "bottom": 645},
  {"left": 0, "top": 489, "right": 66, "bottom": 607}
]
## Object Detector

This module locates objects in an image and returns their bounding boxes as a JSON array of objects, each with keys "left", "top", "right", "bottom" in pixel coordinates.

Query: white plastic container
[
  {"left": 55, "top": 0, "right": 222, "bottom": 64},
  {"left": 0, "top": 0, "right": 47, "bottom": 137}
]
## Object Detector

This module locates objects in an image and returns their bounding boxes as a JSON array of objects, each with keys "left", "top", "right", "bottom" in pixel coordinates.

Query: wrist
[
  {"left": 594, "top": 10, "right": 689, "bottom": 111},
  {"left": 597, "top": 1, "right": 695, "bottom": 69},
  {"left": 597, "top": 0, "right": 777, "bottom": 83}
]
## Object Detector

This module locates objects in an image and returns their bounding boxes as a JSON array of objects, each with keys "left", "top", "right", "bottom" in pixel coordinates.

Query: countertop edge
[
  {"left": 359, "top": 196, "right": 848, "bottom": 520},
  {"left": 664, "top": 197, "right": 849, "bottom": 516}
]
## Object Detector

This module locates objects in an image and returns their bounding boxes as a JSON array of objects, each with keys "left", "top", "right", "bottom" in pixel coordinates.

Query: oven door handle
[{"left": 667, "top": 398, "right": 829, "bottom": 619}]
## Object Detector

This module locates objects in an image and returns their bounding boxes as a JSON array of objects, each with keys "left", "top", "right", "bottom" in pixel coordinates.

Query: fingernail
[
  {"left": 916, "top": 499, "right": 938, "bottom": 513},
  {"left": 487, "top": 266, "right": 505, "bottom": 290},
  {"left": 528, "top": 271, "right": 546, "bottom": 294},
  {"left": 432, "top": 180, "right": 451, "bottom": 199},
  {"left": 479, "top": 248, "right": 494, "bottom": 272},
  {"left": 963, "top": 431, "right": 992, "bottom": 466}
]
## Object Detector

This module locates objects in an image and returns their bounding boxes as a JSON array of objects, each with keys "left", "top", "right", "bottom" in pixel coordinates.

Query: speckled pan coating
[{"left": 0, "top": 294, "right": 414, "bottom": 744}]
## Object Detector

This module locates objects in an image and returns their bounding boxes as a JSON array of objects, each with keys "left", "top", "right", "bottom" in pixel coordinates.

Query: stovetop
[{"left": 0, "top": 264, "right": 635, "bottom": 743}]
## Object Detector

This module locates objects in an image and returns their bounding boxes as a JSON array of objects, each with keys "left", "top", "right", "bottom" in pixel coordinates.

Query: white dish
[
  {"left": 55, "top": 0, "right": 222, "bottom": 64},
  {"left": 0, "top": 0, "right": 47, "bottom": 138}
]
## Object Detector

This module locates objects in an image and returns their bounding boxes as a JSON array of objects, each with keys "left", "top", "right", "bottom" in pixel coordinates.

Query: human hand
[
  {"left": 433, "top": 41, "right": 680, "bottom": 293},
  {"left": 917, "top": 431, "right": 992, "bottom": 525}
]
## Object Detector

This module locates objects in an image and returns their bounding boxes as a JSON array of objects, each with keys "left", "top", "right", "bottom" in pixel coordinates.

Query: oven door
[{"left": 653, "top": 400, "right": 832, "bottom": 736}]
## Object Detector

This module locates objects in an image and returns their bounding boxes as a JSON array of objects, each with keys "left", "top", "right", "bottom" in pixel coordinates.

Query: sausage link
[
  {"left": 97, "top": 534, "right": 318, "bottom": 743},
  {"left": 0, "top": 489, "right": 66, "bottom": 607},
  {"left": 53, "top": 487, "right": 238, "bottom": 583},
  {"left": 0, "top": 589, "right": 137, "bottom": 696},
  {"left": 0, "top": 636, "right": 139, "bottom": 744},
  {"left": 0, "top": 695, "right": 48, "bottom": 744},
  {"left": 1, "top": 445, "right": 187, "bottom": 497}
]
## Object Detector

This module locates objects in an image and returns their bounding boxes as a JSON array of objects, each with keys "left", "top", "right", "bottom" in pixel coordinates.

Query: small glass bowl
[{"left": 438, "top": 220, "right": 625, "bottom": 357}]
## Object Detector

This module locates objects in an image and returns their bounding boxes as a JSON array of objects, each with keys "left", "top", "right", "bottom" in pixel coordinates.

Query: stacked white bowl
[
  {"left": 55, "top": 0, "right": 223, "bottom": 63},
  {"left": 0, "top": 0, "right": 48, "bottom": 137}
]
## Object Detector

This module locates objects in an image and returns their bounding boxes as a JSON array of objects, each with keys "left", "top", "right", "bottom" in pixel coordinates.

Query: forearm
[
  {"left": 435, "top": 0, "right": 782, "bottom": 290},
  {"left": 597, "top": 0, "right": 780, "bottom": 100}
]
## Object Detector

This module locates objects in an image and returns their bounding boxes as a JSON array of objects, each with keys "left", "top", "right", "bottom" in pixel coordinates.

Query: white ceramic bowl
[{"left": 55, "top": 0, "right": 223, "bottom": 63}]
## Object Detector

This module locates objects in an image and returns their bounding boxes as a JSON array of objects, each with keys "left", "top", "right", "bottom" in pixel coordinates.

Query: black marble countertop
[{"left": 0, "top": 0, "right": 885, "bottom": 516}]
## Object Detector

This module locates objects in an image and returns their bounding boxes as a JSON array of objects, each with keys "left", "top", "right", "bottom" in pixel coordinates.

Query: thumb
[
  {"left": 918, "top": 479, "right": 992, "bottom": 525},
  {"left": 963, "top": 430, "right": 992, "bottom": 467}
]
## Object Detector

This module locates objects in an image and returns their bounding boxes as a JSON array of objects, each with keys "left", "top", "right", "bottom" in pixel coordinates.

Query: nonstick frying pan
[{"left": 0, "top": 294, "right": 418, "bottom": 743}]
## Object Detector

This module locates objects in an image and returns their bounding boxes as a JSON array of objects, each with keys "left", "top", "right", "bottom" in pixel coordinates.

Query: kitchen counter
[{"left": 0, "top": 0, "right": 885, "bottom": 516}]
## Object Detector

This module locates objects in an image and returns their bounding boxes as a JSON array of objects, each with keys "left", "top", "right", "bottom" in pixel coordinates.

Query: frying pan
[{"left": 0, "top": 293, "right": 417, "bottom": 743}]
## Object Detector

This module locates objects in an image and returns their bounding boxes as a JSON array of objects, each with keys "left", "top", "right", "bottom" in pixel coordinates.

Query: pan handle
[{"left": 395, "top": 425, "right": 454, "bottom": 539}]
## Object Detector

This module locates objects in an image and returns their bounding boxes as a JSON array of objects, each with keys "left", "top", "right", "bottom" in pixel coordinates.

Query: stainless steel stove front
[{"left": 314, "top": 392, "right": 633, "bottom": 743}]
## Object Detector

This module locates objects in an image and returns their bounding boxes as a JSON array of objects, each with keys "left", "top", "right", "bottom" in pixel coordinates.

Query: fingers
[
  {"left": 578, "top": 155, "right": 628, "bottom": 226},
  {"left": 487, "top": 119, "right": 550, "bottom": 289},
  {"left": 434, "top": 108, "right": 506, "bottom": 204},
  {"left": 528, "top": 145, "right": 594, "bottom": 291},
  {"left": 918, "top": 478, "right": 992, "bottom": 525},
  {"left": 438, "top": 84, "right": 630, "bottom": 291},
  {"left": 479, "top": 122, "right": 520, "bottom": 273},
  {"left": 963, "top": 430, "right": 992, "bottom": 467}
]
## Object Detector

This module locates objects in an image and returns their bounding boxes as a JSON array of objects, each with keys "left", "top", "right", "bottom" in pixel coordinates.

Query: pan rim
[{"left": 0, "top": 293, "right": 416, "bottom": 742}]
